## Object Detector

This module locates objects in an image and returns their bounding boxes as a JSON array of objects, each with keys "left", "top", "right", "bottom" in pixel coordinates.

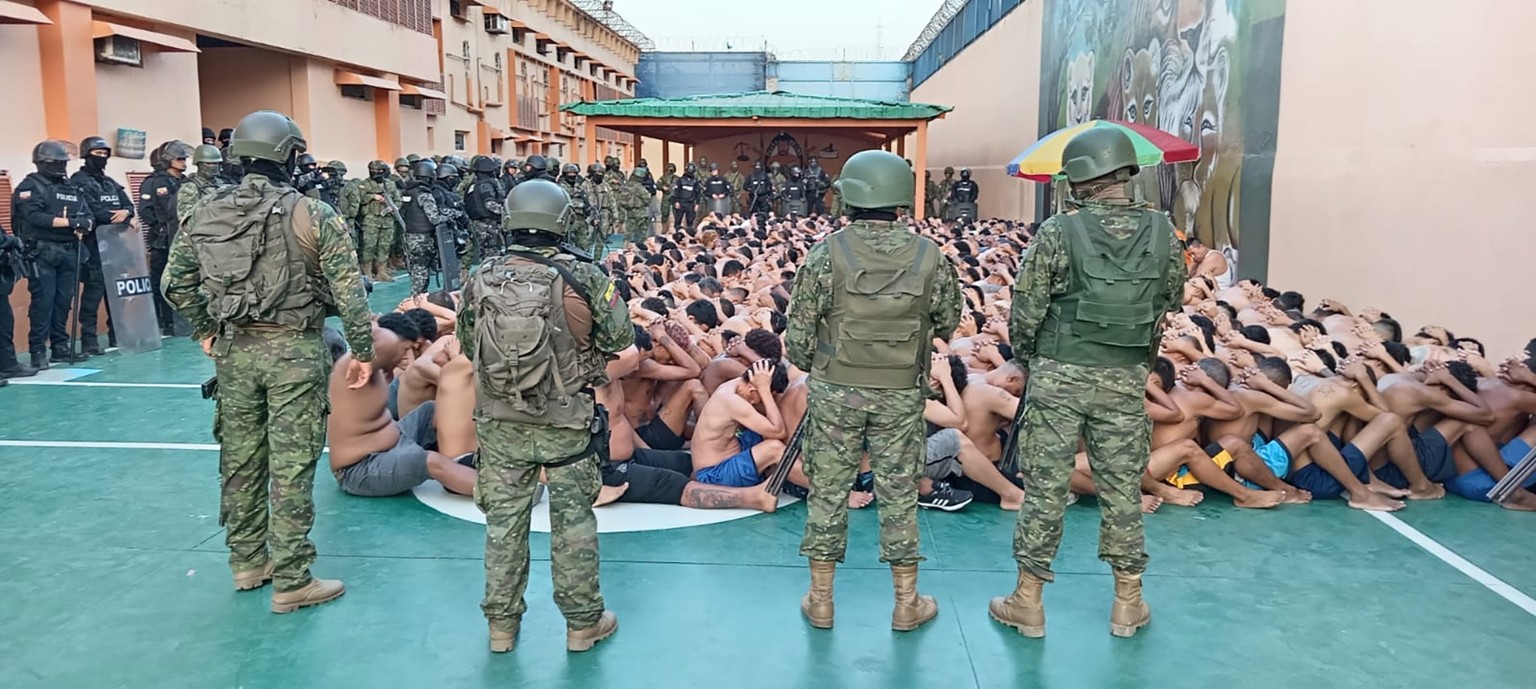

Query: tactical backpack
[
  {"left": 812, "top": 226, "right": 940, "bottom": 389},
  {"left": 185, "top": 181, "right": 330, "bottom": 330},
  {"left": 1034, "top": 209, "right": 1172, "bottom": 366},
  {"left": 468, "top": 252, "right": 596, "bottom": 430}
]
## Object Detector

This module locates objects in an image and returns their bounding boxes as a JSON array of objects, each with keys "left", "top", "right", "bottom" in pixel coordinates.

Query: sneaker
[
  {"left": 455, "top": 452, "right": 477, "bottom": 469},
  {"left": 918, "top": 482, "right": 974, "bottom": 512}
]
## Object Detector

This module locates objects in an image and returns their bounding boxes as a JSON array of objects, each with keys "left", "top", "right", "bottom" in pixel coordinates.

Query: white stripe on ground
[
  {"left": 8, "top": 381, "right": 201, "bottom": 389},
  {"left": 1368, "top": 511, "right": 1536, "bottom": 616},
  {"left": 0, "top": 440, "right": 333, "bottom": 453}
]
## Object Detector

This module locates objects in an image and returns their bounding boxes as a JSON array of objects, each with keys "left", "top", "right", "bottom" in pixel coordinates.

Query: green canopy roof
[{"left": 560, "top": 90, "right": 952, "bottom": 120}]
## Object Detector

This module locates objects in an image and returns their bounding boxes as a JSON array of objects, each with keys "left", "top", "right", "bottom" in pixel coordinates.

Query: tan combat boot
[
  {"left": 375, "top": 264, "right": 395, "bottom": 282},
  {"left": 233, "top": 561, "right": 274, "bottom": 591},
  {"left": 989, "top": 569, "right": 1046, "bottom": 637},
  {"left": 489, "top": 622, "right": 519, "bottom": 653},
  {"left": 800, "top": 560, "right": 836, "bottom": 629},
  {"left": 567, "top": 610, "right": 618, "bottom": 652},
  {"left": 890, "top": 565, "right": 938, "bottom": 631},
  {"left": 1109, "top": 571, "right": 1151, "bottom": 638},
  {"left": 270, "top": 578, "right": 345, "bottom": 614}
]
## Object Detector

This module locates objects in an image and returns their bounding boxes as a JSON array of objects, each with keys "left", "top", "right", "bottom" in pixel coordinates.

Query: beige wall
[
  {"left": 0, "top": 23, "right": 49, "bottom": 180},
  {"left": 197, "top": 47, "right": 297, "bottom": 133},
  {"left": 299, "top": 60, "right": 379, "bottom": 170},
  {"left": 77, "top": 0, "right": 438, "bottom": 81},
  {"left": 96, "top": 50, "right": 201, "bottom": 173},
  {"left": 911, "top": 0, "right": 1044, "bottom": 223},
  {"left": 1268, "top": 0, "right": 1536, "bottom": 356},
  {"left": 401, "top": 107, "right": 430, "bottom": 158}
]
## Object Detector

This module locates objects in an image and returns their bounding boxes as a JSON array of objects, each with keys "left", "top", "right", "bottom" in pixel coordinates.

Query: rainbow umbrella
[{"left": 1006, "top": 120, "right": 1200, "bottom": 182}]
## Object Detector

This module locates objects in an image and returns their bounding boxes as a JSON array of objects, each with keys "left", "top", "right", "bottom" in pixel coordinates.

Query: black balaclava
[
  {"left": 85, "top": 154, "right": 109, "bottom": 174},
  {"left": 244, "top": 152, "right": 294, "bottom": 185},
  {"left": 39, "top": 160, "right": 67, "bottom": 180}
]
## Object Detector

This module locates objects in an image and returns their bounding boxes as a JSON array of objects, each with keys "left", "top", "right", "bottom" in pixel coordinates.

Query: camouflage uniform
[
  {"left": 924, "top": 176, "right": 945, "bottom": 220},
  {"left": 557, "top": 175, "right": 596, "bottom": 256},
  {"left": 785, "top": 220, "right": 962, "bottom": 565},
  {"left": 622, "top": 172, "right": 653, "bottom": 244},
  {"left": 1007, "top": 200, "right": 1184, "bottom": 580},
  {"left": 656, "top": 168, "right": 677, "bottom": 221},
  {"left": 724, "top": 165, "right": 746, "bottom": 214},
  {"left": 459, "top": 243, "right": 633, "bottom": 637},
  {"left": 175, "top": 170, "right": 221, "bottom": 228},
  {"left": 355, "top": 177, "right": 401, "bottom": 267},
  {"left": 337, "top": 178, "right": 364, "bottom": 257},
  {"left": 401, "top": 179, "right": 450, "bottom": 294},
  {"left": 162, "top": 175, "right": 374, "bottom": 593}
]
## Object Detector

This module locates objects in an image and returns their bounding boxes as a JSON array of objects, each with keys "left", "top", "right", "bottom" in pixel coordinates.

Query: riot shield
[
  {"left": 435, "top": 223, "right": 462, "bottom": 292},
  {"left": 707, "top": 196, "right": 731, "bottom": 217},
  {"left": 95, "top": 223, "right": 163, "bottom": 354},
  {"left": 955, "top": 202, "right": 978, "bottom": 221},
  {"left": 785, "top": 199, "right": 808, "bottom": 217}
]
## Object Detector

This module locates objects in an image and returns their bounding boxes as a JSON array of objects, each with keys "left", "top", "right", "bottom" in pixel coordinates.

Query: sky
[{"left": 610, "top": 0, "right": 945, "bottom": 61}]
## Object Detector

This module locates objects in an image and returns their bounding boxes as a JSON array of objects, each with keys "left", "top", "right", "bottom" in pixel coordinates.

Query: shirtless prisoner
[{"left": 691, "top": 360, "right": 792, "bottom": 488}]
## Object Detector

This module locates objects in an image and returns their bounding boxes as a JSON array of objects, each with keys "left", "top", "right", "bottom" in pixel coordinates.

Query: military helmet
[
  {"left": 665, "top": 162, "right": 677, "bottom": 173},
  {"left": 296, "top": 153, "right": 318, "bottom": 169},
  {"left": 32, "top": 140, "right": 71, "bottom": 163},
  {"left": 411, "top": 159, "right": 437, "bottom": 179},
  {"left": 158, "top": 140, "right": 194, "bottom": 162},
  {"left": 406, "top": 153, "right": 422, "bottom": 164},
  {"left": 769, "top": 161, "right": 781, "bottom": 171},
  {"left": 525, "top": 155, "right": 548, "bottom": 172},
  {"left": 504, "top": 179, "right": 571, "bottom": 236},
  {"left": 789, "top": 166, "right": 802, "bottom": 177},
  {"left": 1061, "top": 127, "right": 1140, "bottom": 183},
  {"left": 79, "top": 136, "right": 111, "bottom": 156},
  {"left": 638, "top": 158, "right": 649, "bottom": 168},
  {"left": 368, "top": 160, "right": 390, "bottom": 175},
  {"left": 436, "top": 162, "right": 459, "bottom": 180},
  {"left": 229, "top": 110, "right": 305, "bottom": 164},
  {"left": 834, "top": 149, "right": 915, "bottom": 210},
  {"left": 709, "top": 163, "right": 719, "bottom": 172},
  {"left": 325, "top": 160, "right": 347, "bottom": 175},
  {"left": 192, "top": 144, "right": 224, "bottom": 165},
  {"left": 547, "top": 157, "right": 561, "bottom": 171},
  {"left": 394, "top": 157, "right": 410, "bottom": 169},
  {"left": 472, "top": 156, "right": 498, "bottom": 173},
  {"left": 943, "top": 166, "right": 955, "bottom": 175},
  {"left": 685, "top": 163, "right": 697, "bottom": 175},
  {"left": 562, "top": 163, "right": 581, "bottom": 175},
  {"left": 960, "top": 168, "right": 972, "bottom": 180},
  {"left": 730, "top": 161, "right": 739, "bottom": 170},
  {"left": 507, "top": 158, "right": 522, "bottom": 171},
  {"left": 587, "top": 163, "right": 603, "bottom": 175}
]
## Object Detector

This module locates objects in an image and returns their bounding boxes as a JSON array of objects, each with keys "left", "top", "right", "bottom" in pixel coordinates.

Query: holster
[{"left": 545, "top": 401, "right": 607, "bottom": 468}]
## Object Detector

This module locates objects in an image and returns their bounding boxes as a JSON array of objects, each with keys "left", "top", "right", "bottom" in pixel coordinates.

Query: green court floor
[{"left": 3, "top": 278, "right": 1534, "bottom": 689}]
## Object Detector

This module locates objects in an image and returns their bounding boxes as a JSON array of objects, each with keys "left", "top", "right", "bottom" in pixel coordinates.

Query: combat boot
[
  {"left": 375, "top": 264, "right": 395, "bottom": 282},
  {"left": 270, "top": 578, "right": 345, "bottom": 613},
  {"left": 82, "top": 337, "right": 104, "bottom": 356},
  {"left": 489, "top": 622, "right": 519, "bottom": 653},
  {"left": 233, "top": 562, "right": 274, "bottom": 591},
  {"left": 566, "top": 610, "right": 618, "bottom": 652},
  {"left": 989, "top": 569, "right": 1046, "bottom": 637},
  {"left": 890, "top": 565, "right": 938, "bottom": 631},
  {"left": 800, "top": 560, "right": 835, "bottom": 628},
  {"left": 0, "top": 360, "right": 38, "bottom": 378},
  {"left": 29, "top": 353, "right": 49, "bottom": 371},
  {"left": 1109, "top": 570, "right": 1151, "bottom": 638}
]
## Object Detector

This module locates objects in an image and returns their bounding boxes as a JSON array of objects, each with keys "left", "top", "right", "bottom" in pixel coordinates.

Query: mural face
[{"left": 1040, "top": 0, "right": 1285, "bottom": 268}]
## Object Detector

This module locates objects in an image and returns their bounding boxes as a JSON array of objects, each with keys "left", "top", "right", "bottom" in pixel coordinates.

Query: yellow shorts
[{"left": 1165, "top": 445, "right": 1234, "bottom": 489}]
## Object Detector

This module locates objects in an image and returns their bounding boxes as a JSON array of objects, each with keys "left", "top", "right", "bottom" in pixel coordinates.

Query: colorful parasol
[{"left": 1006, "top": 120, "right": 1200, "bottom": 182}]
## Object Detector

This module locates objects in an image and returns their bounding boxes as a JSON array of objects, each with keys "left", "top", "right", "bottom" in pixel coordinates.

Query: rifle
[
  {"left": 1488, "top": 444, "right": 1536, "bottom": 504},
  {"left": 998, "top": 393, "right": 1028, "bottom": 478},
  {"left": 765, "top": 419, "right": 808, "bottom": 496}
]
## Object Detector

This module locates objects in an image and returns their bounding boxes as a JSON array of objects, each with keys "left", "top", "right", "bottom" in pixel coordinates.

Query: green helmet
[
  {"left": 833, "top": 150, "right": 915, "bottom": 210},
  {"left": 406, "top": 153, "right": 422, "bottom": 164},
  {"left": 504, "top": 179, "right": 571, "bottom": 236},
  {"left": 228, "top": 110, "right": 306, "bottom": 164},
  {"left": 325, "top": 160, "right": 347, "bottom": 175},
  {"left": 369, "top": 160, "right": 391, "bottom": 176},
  {"left": 394, "top": 157, "right": 410, "bottom": 169},
  {"left": 547, "top": 157, "right": 561, "bottom": 171},
  {"left": 191, "top": 144, "right": 223, "bottom": 165},
  {"left": 1061, "top": 127, "right": 1140, "bottom": 183}
]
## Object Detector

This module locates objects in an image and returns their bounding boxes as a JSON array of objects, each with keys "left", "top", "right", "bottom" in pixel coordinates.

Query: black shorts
[
  {"left": 637, "top": 418, "right": 686, "bottom": 451},
  {"left": 601, "top": 448, "right": 694, "bottom": 505}
]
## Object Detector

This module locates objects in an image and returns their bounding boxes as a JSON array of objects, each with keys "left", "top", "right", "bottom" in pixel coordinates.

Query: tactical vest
[
  {"left": 184, "top": 181, "right": 331, "bottom": 331},
  {"left": 674, "top": 179, "right": 699, "bottom": 202},
  {"left": 1035, "top": 210, "right": 1172, "bottom": 366},
  {"left": 811, "top": 226, "right": 939, "bottom": 389},
  {"left": 400, "top": 182, "right": 434, "bottom": 234},
  {"left": 468, "top": 252, "right": 602, "bottom": 428},
  {"left": 466, "top": 178, "right": 501, "bottom": 221}
]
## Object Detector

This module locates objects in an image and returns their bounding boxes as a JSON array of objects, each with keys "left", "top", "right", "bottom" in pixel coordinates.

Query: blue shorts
[
  {"left": 1243, "top": 432, "right": 1292, "bottom": 488},
  {"left": 1448, "top": 469, "right": 1495, "bottom": 502},
  {"left": 1500, "top": 438, "right": 1534, "bottom": 470},
  {"left": 695, "top": 429, "right": 763, "bottom": 488},
  {"left": 1289, "top": 432, "right": 1372, "bottom": 500},
  {"left": 1376, "top": 426, "right": 1457, "bottom": 488}
]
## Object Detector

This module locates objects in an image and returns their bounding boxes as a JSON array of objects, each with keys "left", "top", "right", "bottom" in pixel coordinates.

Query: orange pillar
[
  {"left": 584, "top": 119, "right": 597, "bottom": 166},
  {"left": 896, "top": 134, "right": 906, "bottom": 158},
  {"left": 37, "top": 0, "right": 98, "bottom": 142},
  {"left": 913, "top": 121, "right": 929, "bottom": 220},
  {"left": 374, "top": 80, "right": 402, "bottom": 162},
  {"left": 661, "top": 139, "right": 670, "bottom": 171}
]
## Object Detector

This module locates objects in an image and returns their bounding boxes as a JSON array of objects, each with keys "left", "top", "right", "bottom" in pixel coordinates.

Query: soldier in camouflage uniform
[
  {"left": 585, "top": 163, "right": 619, "bottom": 253},
  {"left": 724, "top": 160, "right": 746, "bottom": 214},
  {"left": 460, "top": 179, "right": 632, "bottom": 654},
  {"left": 938, "top": 166, "right": 957, "bottom": 220},
  {"left": 557, "top": 163, "right": 596, "bottom": 256},
  {"left": 176, "top": 144, "right": 225, "bottom": 227},
  {"left": 784, "top": 150, "right": 962, "bottom": 632},
  {"left": 337, "top": 164, "right": 366, "bottom": 262},
  {"left": 619, "top": 167, "right": 652, "bottom": 244},
  {"left": 656, "top": 162, "right": 678, "bottom": 221},
  {"left": 989, "top": 127, "right": 1184, "bottom": 640},
  {"left": 400, "top": 159, "right": 453, "bottom": 294},
  {"left": 768, "top": 161, "right": 787, "bottom": 199},
  {"left": 465, "top": 156, "right": 506, "bottom": 262},
  {"left": 355, "top": 160, "right": 402, "bottom": 282},
  {"left": 162, "top": 110, "right": 375, "bottom": 613},
  {"left": 924, "top": 171, "right": 945, "bottom": 220}
]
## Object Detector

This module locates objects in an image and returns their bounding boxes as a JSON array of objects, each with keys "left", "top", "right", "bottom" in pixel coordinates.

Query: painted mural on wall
[{"left": 1039, "top": 0, "right": 1286, "bottom": 267}]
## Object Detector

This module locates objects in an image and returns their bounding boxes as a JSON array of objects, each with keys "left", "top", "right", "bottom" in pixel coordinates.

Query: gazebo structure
[{"left": 561, "top": 91, "right": 953, "bottom": 218}]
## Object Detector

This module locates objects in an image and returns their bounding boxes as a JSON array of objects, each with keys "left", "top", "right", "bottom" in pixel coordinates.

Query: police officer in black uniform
[
  {"left": 781, "top": 166, "right": 809, "bottom": 218},
  {"left": 805, "top": 159, "right": 831, "bottom": 216},
  {"left": 746, "top": 161, "right": 775, "bottom": 216},
  {"left": 702, "top": 163, "right": 733, "bottom": 220},
  {"left": 671, "top": 163, "right": 701, "bottom": 230},
  {"left": 521, "top": 155, "right": 554, "bottom": 185},
  {"left": 140, "top": 140, "right": 190, "bottom": 336},
  {"left": 949, "top": 168, "right": 980, "bottom": 221},
  {"left": 13, "top": 141, "right": 94, "bottom": 369},
  {"left": 465, "top": 156, "right": 506, "bottom": 260},
  {"left": 294, "top": 153, "right": 322, "bottom": 197},
  {"left": 69, "top": 136, "right": 135, "bottom": 354},
  {"left": 0, "top": 219, "right": 38, "bottom": 379}
]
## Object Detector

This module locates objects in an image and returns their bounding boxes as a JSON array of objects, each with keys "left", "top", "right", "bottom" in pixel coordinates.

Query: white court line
[
  {"left": 0, "top": 440, "right": 220, "bottom": 451},
  {"left": 1368, "top": 511, "right": 1536, "bottom": 617},
  {"left": 8, "top": 381, "right": 200, "bottom": 389}
]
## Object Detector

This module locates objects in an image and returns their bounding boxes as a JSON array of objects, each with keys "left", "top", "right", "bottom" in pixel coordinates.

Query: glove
[
  {"left": 70, "top": 216, "right": 93, "bottom": 231},
  {"left": 0, "top": 233, "right": 21, "bottom": 251}
]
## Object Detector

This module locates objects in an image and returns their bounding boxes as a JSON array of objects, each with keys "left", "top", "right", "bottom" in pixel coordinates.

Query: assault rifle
[{"left": 764, "top": 419, "right": 807, "bottom": 496}]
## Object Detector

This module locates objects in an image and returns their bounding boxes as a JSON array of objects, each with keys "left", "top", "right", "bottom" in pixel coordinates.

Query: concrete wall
[
  {"left": 0, "top": 22, "right": 49, "bottom": 181},
  {"left": 96, "top": 51, "right": 202, "bottom": 167},
  {"left": 1267, "top": 0, "right": 1536, "bottom": 356},
  {"left": 299, "top": 60, "right": 379, "bottom": 170},
  {"left": 910, "top": 0, "right": 1043, "bottom": 222},
  {"left": 197, "top": 47, "right": 298, "bottom": 134}
]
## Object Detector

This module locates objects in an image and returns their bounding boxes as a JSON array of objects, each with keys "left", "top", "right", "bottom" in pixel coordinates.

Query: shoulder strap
[{"left": 506, "top": 250, "right": 591, "bottom": 304}]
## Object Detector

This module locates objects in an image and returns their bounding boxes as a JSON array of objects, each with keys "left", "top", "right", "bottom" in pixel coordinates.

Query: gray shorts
[
  {"left": 924, "top": 428, "right": 963, "bottom": 480},
  {"left": 335, "top": 401, "right": 437, "bottom": 497}
]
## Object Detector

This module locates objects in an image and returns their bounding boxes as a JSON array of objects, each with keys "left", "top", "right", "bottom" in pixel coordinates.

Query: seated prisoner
[{"left": 691, "top": 360, "right": 791, "bottom": 488}]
